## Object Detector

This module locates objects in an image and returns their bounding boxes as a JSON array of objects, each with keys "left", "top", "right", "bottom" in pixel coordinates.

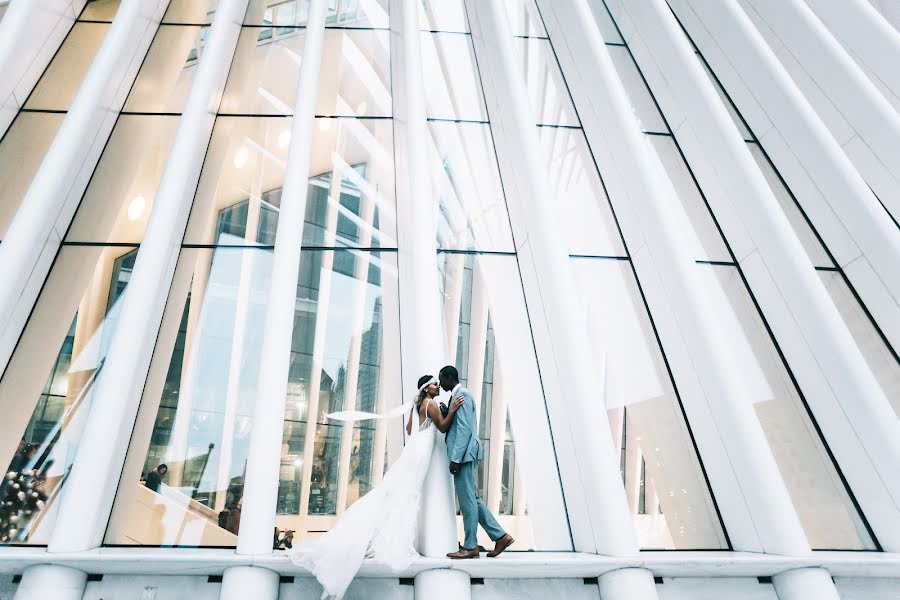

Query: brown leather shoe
[
  {"left": 487, "top": 534, "right": 514, "bottom": 557},
  {"left": 447, "top": 547, "right": 480, "bottom": 559}
]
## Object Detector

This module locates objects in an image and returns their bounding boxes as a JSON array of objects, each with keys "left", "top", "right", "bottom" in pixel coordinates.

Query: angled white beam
[
  {"left": 659, "top": 0, "right": 900, "bottom": 550},
  {"left": 44, "top": 0, "right": 250, "bottom": 554},
  {"left": 804, "top": 0, "right": 900, "bottom": 112},
  {"left": 232, "top": 0, "right": 328, "bottom": 556},
  {"left": 537, "top": 0, "right": 810, "bottom": 562},
  {"left": 665, "top": 0, "right": 900, "bottom": 357},
  {"left": 737, "top": 0, "right": 900, "bottom": 227},
  {"left": 464, "top": 3, "right": 655, "bottom": 598},
  {"left": 0, "top": 0, "right": 86, "bottom": 138},
  {"left": 390, "top": 0, "right": 468, "bottom": 597},
  {"left": 0, "top": 0, "right": 168, "bottom": 374}
]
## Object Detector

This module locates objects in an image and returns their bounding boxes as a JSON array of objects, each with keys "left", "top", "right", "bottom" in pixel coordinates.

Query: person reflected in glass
[{"left": 144, "top": 464, "right": 167, "bottom": 493}]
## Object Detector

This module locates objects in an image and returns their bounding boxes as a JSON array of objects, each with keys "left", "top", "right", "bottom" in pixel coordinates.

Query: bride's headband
[{"left": 418, "top": 377, "right": 438, "bottom": 395}]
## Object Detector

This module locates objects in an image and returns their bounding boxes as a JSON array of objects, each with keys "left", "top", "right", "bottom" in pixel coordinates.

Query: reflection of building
[{"left": 1, "top": 0, "right": 899, "bottom": 599}]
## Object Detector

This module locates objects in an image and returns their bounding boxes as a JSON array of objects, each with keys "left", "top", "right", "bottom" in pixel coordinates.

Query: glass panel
[
  {"left": 124, "top": 26, "right": 210, "bottom": 113},
  {"left": 696, "top": 264, "right": 876, "bottom": 549},
  {"left": 419, "top": 0, "right": 468, "bottom": 32},
  {"left": 274, "top": 250, "right": 400, "bottom": 538},
  {"left": 162, "top": 1, "right": 219, "bottom": 24},
  {"left": 438, "top": 253, "right": 572, "bottom": 551},
  {"left": 606, "top": 45, "right": 667, "bottom": 133},
  {"left": 243, "top": 0, "right": 389, "bottom": 28},
  {"left": 103, "top": 246, "right": 273, "bottom": 546},
  {"left": 221, "top": 28, "right": 391, "bottom": 117},
  {"left": 819, "top": 271, "right": 900, "bottom": 417},
  {"left": 571, "top": 258, "right": 728, "bottom": 549},
  {"left": 513, "top": 38, "right": 579, "bottom": 127},
  {"left": 24, "top": 23, "right": 110, "bottom": 111},
  {"left": 645, "top": 136, "right": 730, "bottom": 262},
  {"left": 589, "top": 0, "right": 624, "bottom": 44},
  {"left": 428, "top": 122, "right": 514, "bottom": 251},
  {"left": 535, "top": 127, "right": 626, "bottom": 257},
  {"left": 64, "top": 116, "right": 180, "bottom": 243},
  {"left": 746, "top": 143, "right": 832, "bottom": 267},
  {"left": 0, "top": 245, "right": 136, "bottom": 544},
  {"left": 79, "top": 0, "right": 120, "bottom": 20},
  {"left": 503, "top": 0, "right": 546, "bottom": 37},
  {"left": 421, "top": 33, "right": 488, "bottom": 122},
  {"left": 0, "top": 113, "right": 65, "bottom": 240},
  {"left": 183, "top": 116, "right": 396, "bottom": 248}
]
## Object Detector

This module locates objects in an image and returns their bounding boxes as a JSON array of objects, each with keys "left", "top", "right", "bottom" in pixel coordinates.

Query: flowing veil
[{"left": 290, "top": 397, "right": 438, "bottom": 600}]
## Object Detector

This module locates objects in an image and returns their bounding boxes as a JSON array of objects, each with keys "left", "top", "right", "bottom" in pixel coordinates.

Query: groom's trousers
[{"left": 454, "top": 460, "right": 506, "bottom": 549}]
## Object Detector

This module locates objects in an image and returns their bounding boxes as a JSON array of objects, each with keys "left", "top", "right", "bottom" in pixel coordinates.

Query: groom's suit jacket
[{"left": 446, "top": 386, "right": 483, "bottom": 464}]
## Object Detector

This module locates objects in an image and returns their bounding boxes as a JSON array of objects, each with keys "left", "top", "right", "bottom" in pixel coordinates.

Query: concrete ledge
[{"left": 0, "top": 549, "right": 898, "bottom": 579}]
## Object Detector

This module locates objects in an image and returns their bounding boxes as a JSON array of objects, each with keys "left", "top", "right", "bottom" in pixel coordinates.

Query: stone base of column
[
  {"left": 773, "top": 567, "right": 840, "bottom": 600},
  {"left": 415, "top": 568, "right": 470, "bottom": 600},
  {"left": 598, "top": 567, "right": 658, "bottom": 600},
  {"left": 14, "top": 564, "right": 87, "bottom": 600},
  {"left": 220, "top": 565, "right": 280, "bottom": 600}
]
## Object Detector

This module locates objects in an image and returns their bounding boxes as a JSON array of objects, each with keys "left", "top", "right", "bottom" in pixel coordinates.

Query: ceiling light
[
  {"left": 233, "top": 147, "right": 249, "bottom": 169},
  {"left": 278, "top": 129, "right": 291, "bottom": 149},
  {"left": 127, "top": 196, "right": 146, "bottom": 221}
]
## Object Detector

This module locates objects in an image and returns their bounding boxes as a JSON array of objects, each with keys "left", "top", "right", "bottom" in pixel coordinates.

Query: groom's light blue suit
[{"left": 446, "top": 385, "right": 506, "bottom": 550}]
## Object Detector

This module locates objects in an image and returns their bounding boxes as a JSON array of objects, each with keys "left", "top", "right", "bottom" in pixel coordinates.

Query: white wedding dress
[{"left": 291, "top": 399, "right": 438, "bottom": 599}]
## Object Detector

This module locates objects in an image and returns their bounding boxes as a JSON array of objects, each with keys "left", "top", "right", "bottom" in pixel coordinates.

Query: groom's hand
[{"left": 449, "top": 461, "right": 460, "bottom": 475}]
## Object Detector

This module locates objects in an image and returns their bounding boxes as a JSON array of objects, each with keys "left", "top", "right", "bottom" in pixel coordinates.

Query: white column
[
  {"left": 44, "top": 0, "right": 249, "bottom": 555},
  {"left": 738, "top": 0, "right": 900, "bottom": 225},
  {"left": 232, "top": 0, "right": 328, "bottom": 563},
  {"left": 0, "top": 0, "right": 85, "bottom": 138},
  {"left": 0, "top": 0, "right": 168, "bottom": 374},
  {"left": 804, "top": 0, "right": 900, "bottom": 111},
  {"left": 652, "top": 0, "right": 900, "bottom": 550},
  {"left": 465, "top": 0, "right": 645, "bottom": 564},
  {"left": 773, "top": 567, "right": 842, "bottom": 600},
  {"left": 666, "top": 0, "right": 900, "bottom": 355},
  {"left": 535, "top": 0, "right": 810, "bottom": 559},
  {"left": 14, "top": 564, "right": 86, "bottom": 600},
  {"left": 392, "top": 0, "right": 457, "bottom": 559},
  {"left": 598, "top": 568, "right": 658, "bottom": 600}
]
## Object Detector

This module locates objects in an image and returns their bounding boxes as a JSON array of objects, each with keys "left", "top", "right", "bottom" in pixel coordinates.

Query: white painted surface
[
  {"left": 656, "top": 577, "right": 777, "bottom": 600},
  {"left": 83, "top": 576, "right": 220, "bottom": 600},
  {"left": 835, "top": 576, "right": 900, "bottom": 600}
]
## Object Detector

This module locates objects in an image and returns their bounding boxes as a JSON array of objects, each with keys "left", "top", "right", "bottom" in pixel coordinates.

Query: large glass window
[
  {"left": 421, "top": 32, "right": 488, "bottom": 122},
  {"left": 0, "top": 245, "right": 136, "bottom": 544},
  {"left": 274, "top": 249, "right": 399, "bottom": 534},
  {"left": 419, "top": 0, "right": 468, "bottom": 33},
  {"left": 104, "top": 246, "right": 269, "bottom": 547},
  {"left": 428, "top": 122, "right": 514, "bottom": 252},
  {"left": 0, "top": 113, "right": 65, "bottom": 240},
  {"left": 438, "top": 252, "right": 572, "bottom": 551},
  {"left": 572, "top": 258, "right": 728, "bottom": 549},
  {"left": 513, "top": 38, "right": 579, "bottom": 127},
  {"left": 221, "top": 28, "right": 391, "bottom": 117},
  {"left": 24, "top": 23, "right": 110, "bottom": 111},
  {"left": 183, "top": 116, "right": 396, "bottom": 248},
  {"left": 535, "top": 126, "right": 625, "bottom": 257},
  {"left": 124, "top": 25, "right": 212, "bottom": 114},
  {"left": 64, "top": 115, "right": 180, "bottom": 244},
  {"left": 696, "top": 264, "right": 876, "bottom": 549}
]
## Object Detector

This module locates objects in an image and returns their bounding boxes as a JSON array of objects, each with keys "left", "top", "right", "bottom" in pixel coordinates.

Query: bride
[{"left": 291, "top": 375, "right": 464, "bottom": 599}]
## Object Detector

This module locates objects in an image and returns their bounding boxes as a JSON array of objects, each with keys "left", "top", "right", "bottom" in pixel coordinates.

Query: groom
[{"left": 440, "top": 365, "right": 514, "bottom": 559}]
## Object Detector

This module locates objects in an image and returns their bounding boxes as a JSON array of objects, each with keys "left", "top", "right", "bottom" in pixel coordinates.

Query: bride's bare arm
[
  {"left": 427, "top": 396, "right": 465, "bottom": 433},
  {"left": 406, "top": 406, "right": 414, "bottom": 435}
]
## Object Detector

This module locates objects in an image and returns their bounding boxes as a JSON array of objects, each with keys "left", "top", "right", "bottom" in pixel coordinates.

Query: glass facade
[{"left": 0, "top": 0, "right": 896, "bottom": 570}]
